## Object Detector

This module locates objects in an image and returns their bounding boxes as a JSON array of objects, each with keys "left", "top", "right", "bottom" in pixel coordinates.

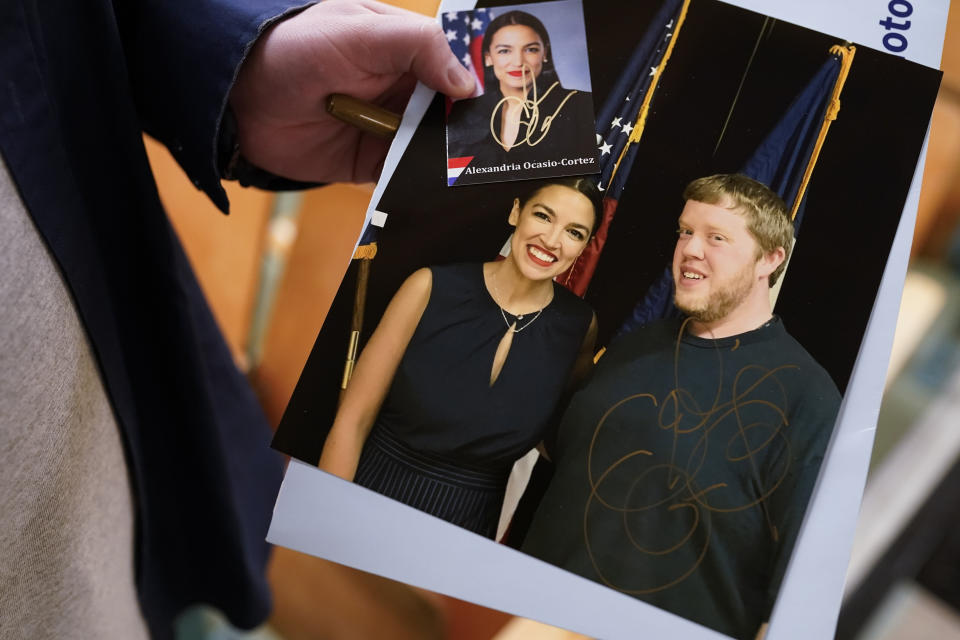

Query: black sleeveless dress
[{"left": 354, "top": 263, "right": 593, "bottom": 538}]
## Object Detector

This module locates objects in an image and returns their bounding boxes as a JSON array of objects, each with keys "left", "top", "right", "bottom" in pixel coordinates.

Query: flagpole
[
  {"left": 340, "top": 243, "right": 377, "bottom": 402},
  {"left": 325, "top": 92, "right": 401, "bottom": 399},
  {"left": 713, "top": 17, "right": 773, "bottom": 156}
]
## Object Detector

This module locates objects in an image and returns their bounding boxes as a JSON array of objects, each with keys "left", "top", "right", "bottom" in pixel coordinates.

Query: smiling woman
[{"left": 318, "top": 178, "right": 602, "bottom": 538}]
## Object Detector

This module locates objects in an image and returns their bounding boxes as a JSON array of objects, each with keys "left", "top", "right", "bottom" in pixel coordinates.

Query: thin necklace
[{"left": 490, "top": 268, "right": 551, "bottom": 333}]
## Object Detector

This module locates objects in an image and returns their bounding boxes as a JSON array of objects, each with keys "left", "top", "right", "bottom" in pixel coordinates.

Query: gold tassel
[
  {"left": 789, "top": 44, "right": 856, "bottom": 220},
  {"left": 609, "top": 0, "right": 692, "bottom": 183},
  {"left": 352, "top": 242, "right": 378, "bottom": 260}
]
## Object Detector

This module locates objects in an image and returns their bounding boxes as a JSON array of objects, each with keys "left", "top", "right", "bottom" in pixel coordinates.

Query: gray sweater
[{"left": 0, "top": 155, "right": 149, "bottom": 639}]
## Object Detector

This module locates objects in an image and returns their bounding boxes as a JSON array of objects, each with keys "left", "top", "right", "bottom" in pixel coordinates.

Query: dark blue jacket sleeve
[{"left": 115, "top": 0, "right": 313, "bottom": 212}]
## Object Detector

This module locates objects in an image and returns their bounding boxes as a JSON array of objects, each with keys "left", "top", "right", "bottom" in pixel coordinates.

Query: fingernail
[{"left": 447, "top": 63, "right": 475, "bottom": 93}]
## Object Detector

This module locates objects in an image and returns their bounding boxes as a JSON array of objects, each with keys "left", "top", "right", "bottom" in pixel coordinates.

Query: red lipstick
[{"left": 527, "top": 245, "right": 558, "bottom": 267}]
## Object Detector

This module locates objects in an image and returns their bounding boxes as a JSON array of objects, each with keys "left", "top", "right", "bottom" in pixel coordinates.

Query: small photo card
[{"left": 443, "top": 0, "right": 599, "bottom": 187}]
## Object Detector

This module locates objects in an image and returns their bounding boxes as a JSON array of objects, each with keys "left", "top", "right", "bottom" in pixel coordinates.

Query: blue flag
[
  {"left": 357, "top": 219, "right": 378, "bottom": 249},
  {"left": 617, "top": 48, "right": 847, "bottom": 337},
  {"left": 742, "top": 51, "right": 844, "bottom": 233}
]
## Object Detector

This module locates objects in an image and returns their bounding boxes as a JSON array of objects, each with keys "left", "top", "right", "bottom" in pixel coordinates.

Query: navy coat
[{"left": 0, "top": 1, "right": 305, "bottom": 636}]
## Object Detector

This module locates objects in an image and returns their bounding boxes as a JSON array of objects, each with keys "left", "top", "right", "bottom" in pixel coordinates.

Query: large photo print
[{"left": 271, "top": 0, "right": 942, "bottom": 638}]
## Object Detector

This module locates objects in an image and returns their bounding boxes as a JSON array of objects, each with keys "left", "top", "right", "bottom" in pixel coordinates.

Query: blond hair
[{"left": 683, "top": 174, "right": 793, "bottom": 287}]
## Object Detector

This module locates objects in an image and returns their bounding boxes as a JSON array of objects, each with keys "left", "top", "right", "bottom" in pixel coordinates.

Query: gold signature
[
  {"left": 489, "top": 65, "right": 578, "bottom": 150},
  {"left": 583, "top": 318, "right": 802, "bottom": 596}
]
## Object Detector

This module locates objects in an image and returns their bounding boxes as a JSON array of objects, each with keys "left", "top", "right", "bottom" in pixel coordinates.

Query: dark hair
[
  {"left": 518, "top": 177, "right": 603, "bottom": 238},
  {"left": 481, "top": 10, "right": 560, "bottom": 95}
]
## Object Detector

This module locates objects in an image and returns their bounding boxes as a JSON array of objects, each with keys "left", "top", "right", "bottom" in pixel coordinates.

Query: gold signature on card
[{"left": 489, "top": 65, "right": 578, "bottom": 150}]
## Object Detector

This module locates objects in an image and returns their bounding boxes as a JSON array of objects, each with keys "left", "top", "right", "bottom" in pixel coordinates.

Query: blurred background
[{"left": 154, "top": 1, "right": 960, "bottom": 638}]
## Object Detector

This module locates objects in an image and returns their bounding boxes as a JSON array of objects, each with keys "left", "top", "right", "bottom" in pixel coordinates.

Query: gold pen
[{"left": 325, "top": 94, "right": 401, "bottom": 139}]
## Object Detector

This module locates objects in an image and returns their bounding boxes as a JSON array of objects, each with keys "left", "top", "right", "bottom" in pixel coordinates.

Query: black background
[{"left": 273, "top": 0, "right": 941, "bottom": 463}]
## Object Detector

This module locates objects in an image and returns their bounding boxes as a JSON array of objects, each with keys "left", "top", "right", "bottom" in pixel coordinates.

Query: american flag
[
  {"left": 442, "top": 8, "right": 496, "bottom": 97},
  {"left": 556, "top": 0, "right": 688, "bottom": 296}
]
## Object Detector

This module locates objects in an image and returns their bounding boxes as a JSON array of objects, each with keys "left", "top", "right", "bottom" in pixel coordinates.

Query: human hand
[{"left": 229, "top": 0, "right": 475, "bottom": 184}]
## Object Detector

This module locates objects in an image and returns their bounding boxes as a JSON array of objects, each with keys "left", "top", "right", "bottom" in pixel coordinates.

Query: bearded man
[{"left": 520, "top": 174, "right": 841, "bottom": 640}]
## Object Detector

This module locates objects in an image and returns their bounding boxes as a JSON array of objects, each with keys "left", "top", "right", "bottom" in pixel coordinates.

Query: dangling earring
[{"left": 543, "top": 57, "right": 549, "bottom": 63}]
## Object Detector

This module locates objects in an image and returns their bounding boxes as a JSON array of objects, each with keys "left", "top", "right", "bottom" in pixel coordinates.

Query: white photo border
[{"left": 267, "top": 1, "right": 948, "bottom": 638}]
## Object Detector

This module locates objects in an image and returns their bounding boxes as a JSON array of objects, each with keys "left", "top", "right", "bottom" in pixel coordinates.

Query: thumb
[{"left": 371, "top": 14, "right": 477, "bottom": 99}]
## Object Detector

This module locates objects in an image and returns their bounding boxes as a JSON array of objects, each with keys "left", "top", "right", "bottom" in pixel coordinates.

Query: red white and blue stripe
[{"left": 447, "top": 155, "right": 475, "bottom": 186}]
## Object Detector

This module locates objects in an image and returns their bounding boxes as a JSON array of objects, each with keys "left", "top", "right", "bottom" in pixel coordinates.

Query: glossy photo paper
[{"left": 268, "top": 0, "right": 947, "bottom": 638}]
